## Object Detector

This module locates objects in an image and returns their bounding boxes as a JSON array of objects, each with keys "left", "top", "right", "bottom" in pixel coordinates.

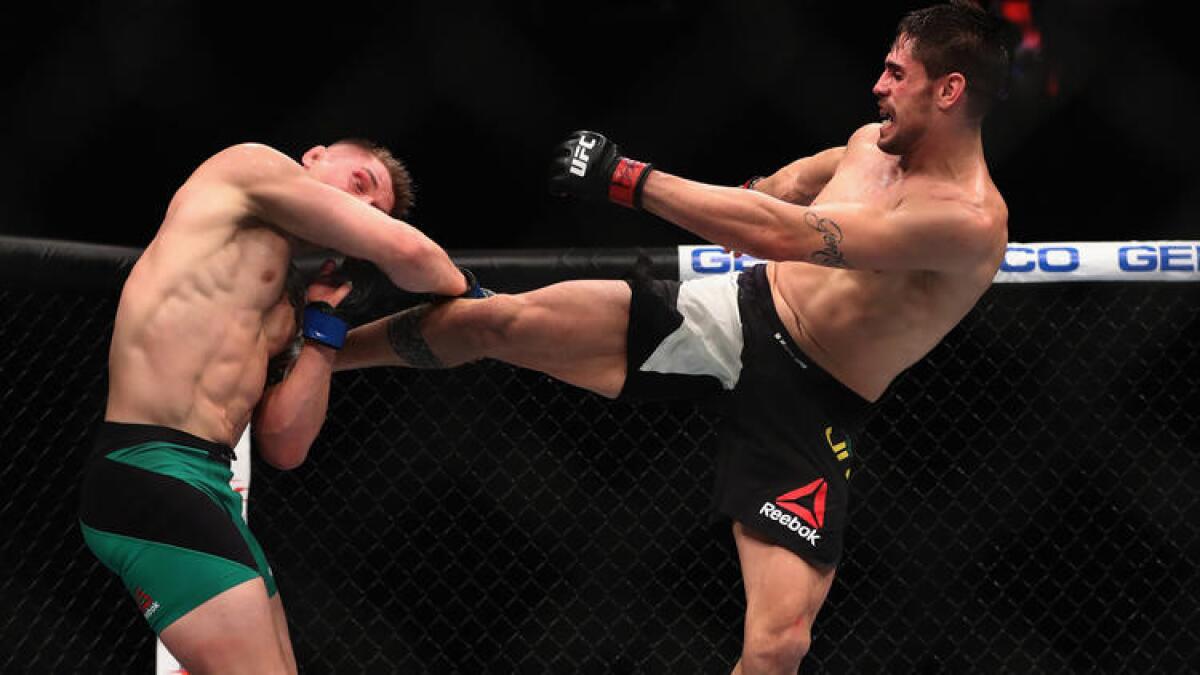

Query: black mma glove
[
  {"left": 331, "top": 257, "right": 387, "bottom": 324},
  {"left": 548, "top": 130, "right": 654, "bottom": 209}
]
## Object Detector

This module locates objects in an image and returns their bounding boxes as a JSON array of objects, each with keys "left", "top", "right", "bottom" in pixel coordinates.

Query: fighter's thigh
[
  {"left": 477, "top": 280, "right": 632, "bottom": 397},
  {"left": 159, "top": 577, "right": 291, "bottom": 675},
  {"left": 79, "top": 454, "right": 271, "bottom": 631},
  {"left": 269, "top": 593, "right": 298, "bottom": 675},
  {"left": 733, "top": 522, "right": 836, "bottom": 634}
]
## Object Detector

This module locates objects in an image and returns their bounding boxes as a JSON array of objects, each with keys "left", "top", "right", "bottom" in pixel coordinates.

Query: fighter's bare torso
[
  {"left": 770, "top": 124, "right": 1008, "bottom": 401},
  {"left": 105, "top": 149, "right": 299, "bottom": 447}
]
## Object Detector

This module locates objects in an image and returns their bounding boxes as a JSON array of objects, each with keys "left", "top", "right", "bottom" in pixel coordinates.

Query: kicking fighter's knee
[{"left": 740, "top": 621, "right": 811, "bottom": 674}]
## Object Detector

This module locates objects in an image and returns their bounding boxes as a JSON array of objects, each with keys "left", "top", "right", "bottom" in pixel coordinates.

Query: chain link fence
[{"left": 0, "top": 242, "right": 1196, "bottom": 673}]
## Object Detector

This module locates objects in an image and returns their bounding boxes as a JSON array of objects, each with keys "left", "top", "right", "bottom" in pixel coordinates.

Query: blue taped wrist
[{"left": 303, "top": 303, "right": 347, "bottom": 349}]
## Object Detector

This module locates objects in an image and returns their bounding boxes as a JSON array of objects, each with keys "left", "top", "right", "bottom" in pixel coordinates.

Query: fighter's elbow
[
  {"left": 376, "top": 237, "right": 440, "bottom": 290},
  {"left": 264, "top": 455, "right": 306, "bottom": 471},
  {"left": 728, "top": 203, "right": 795, "bottom": 261},
  {"left": 257, "top": 437, "right": 310, "bottom": 471},
  {"left": 751, "top": 227, "right": 806, "bottom": 263},
  {"left": 253, "top": 419, "right": 313, "bottom": 470}
]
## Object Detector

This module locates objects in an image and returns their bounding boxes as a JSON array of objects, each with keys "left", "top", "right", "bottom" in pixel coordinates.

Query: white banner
[
  {"left": 155, "top": 426, "right": 253, "bottom": 675},
  {"left": 678, "top": 242, "right": 1200, "bottom": 282}
]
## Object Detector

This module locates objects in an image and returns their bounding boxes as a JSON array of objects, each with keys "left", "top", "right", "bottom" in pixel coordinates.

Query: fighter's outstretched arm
[
  {"left": 640, "top": 172, "right": 997, "bottom": 272},
  {"left": 185, "top": 143, "right": 467, "bottom": 296},
  {"left": 548, "top": 130, "right": 1001, "bottom": 273}
]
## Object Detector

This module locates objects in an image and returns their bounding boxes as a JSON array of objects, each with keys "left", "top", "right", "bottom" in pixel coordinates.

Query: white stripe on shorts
[{"left": 639, "top": 272, "right": 744, "bottom": 390}]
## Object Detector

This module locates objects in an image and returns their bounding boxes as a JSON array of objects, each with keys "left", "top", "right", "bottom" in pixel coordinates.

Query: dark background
[
  {"left": 2, "top": 3, "right": 1198, "bottom": 671},
  {"left": 1, "top": 0, "right": 1195, "bottom": 250}
]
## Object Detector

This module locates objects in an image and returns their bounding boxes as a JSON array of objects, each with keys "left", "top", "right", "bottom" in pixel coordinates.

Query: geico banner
[{"left": 678, "top": 243, "right": 1200, "bottom": 282}]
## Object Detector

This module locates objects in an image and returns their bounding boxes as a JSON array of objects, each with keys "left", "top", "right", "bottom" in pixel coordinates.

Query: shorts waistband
[
  {"left": 740, "top": 265, "right": 873, "bottom": 415},
  {"left": 94, "top": 422, "right": 237, "bottom": 464}
]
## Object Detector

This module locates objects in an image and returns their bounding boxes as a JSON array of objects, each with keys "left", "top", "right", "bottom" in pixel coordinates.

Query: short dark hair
[
  {"left": 896, "top": 0, "right": 1018, "bottom": 119},
  {"left": 333, "top": 138, "right": 415, "bottom": 218}
]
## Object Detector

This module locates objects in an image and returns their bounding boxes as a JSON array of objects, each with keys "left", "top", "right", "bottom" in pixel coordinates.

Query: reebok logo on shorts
[
  {"left": 133, "top": 587, "right": 160, "bottom": 620},
  {"left": 777, "top": 479, "right": 827, "bottom": 528},
  {"left": 758, "top": 479, "right": 828, "bottom": 546}
]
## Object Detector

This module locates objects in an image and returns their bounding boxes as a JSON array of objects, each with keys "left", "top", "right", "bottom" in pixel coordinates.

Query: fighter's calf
[{"left": 385, "top": 294, "right": 527, "bottom": 368}]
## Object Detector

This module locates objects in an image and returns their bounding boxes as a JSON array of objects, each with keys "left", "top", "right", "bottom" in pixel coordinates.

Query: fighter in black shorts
[
  {"left": 338, "top": 4, "right": 1013, "bottom": 669},
  {"left": 620, "top": 263, "right": 867, "bottom": 567}
]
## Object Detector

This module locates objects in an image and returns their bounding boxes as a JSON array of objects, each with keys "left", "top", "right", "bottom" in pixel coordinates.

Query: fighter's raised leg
[{"left": 337, "top": 280, "right": 632, "bottom": 398}]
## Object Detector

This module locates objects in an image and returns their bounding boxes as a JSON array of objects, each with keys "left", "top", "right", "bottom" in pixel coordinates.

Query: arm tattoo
[
  {"left": 805, "top": 211, "right": 850, "bottom": 268},
  {"left": 385, "top": 305, "right": 447, "bottom": 369}
]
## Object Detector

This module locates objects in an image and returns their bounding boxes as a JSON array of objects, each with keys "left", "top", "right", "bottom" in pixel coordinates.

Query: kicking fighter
[{"left": 340, "top": 3, "right": 1013, "bottom": 671}]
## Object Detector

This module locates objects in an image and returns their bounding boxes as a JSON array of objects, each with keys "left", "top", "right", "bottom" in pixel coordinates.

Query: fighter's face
[
  {"left": 872, "top": 37, "right": 936, "bottom": 156},
  {"left": 302, "top": 144, "right": 395, "bottom": 215}
]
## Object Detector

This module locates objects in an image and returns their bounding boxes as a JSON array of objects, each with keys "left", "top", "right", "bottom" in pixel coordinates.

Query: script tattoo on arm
[
  {"left": 385, "top": 305, "right": 447, "bottom": 368},
  {"left": 805, "top": 211, "right": 850, "bottom": 268}
]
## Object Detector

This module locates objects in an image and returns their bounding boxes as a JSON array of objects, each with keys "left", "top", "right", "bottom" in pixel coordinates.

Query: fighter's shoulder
[
  {"left": 185, "top": 143, "right": 301, "bottom": 189},
  {"left": 959, "top": 176, "right": 1008, "bottom": 234},
  {"left": 910, "top": 191, "right": 1002, "bottom": 231},
  {"left": 164, "top": 144, "right": 301, "bottom": 231},
  {"left": 846, "top": 123, "right": 882, "bottom": 147},
  {"left": 984, "top": 189, "right": 1008, "bottom": 231}
]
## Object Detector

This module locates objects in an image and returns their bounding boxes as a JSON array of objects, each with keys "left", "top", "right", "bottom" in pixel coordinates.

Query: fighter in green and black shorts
[{"left": 79, "top": 422, "right": 276, "bottom": 633}]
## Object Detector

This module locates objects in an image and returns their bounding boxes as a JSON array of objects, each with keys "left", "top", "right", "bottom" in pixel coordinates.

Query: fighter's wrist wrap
[
  {"left": 549, "top": 131, "right": 654, "bottom": 210},
  {"left": 609, "top": 157, "right": 654, "bottom": 210},
  {"left": 302, "top": 301, "right": 347, "bottom": 350},
  {"left": 742, "top": 175, "right": 765, "bottom": 190}
]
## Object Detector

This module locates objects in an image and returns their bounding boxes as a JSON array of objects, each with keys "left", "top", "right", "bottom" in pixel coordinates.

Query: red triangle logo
[{"left": 775, "top": 479, "right": 827, "bottom": 529}]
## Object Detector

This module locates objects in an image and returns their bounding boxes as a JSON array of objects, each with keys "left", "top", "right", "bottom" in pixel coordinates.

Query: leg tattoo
[{"left": 385, "top": 305, "right": 446, "bottom": 368}]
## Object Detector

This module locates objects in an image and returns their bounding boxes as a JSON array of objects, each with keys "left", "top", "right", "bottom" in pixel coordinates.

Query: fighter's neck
[{"left": 898, "top": 126, "right": 985, "bottom": 180}]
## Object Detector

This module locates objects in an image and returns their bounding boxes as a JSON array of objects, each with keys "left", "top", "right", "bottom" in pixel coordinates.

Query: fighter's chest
[{"left": 812, "top": 151, "right": 911, "bottom": 209}]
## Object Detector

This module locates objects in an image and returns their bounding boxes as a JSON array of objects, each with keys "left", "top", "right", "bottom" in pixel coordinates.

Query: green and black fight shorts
[{"left": 79, "top": 422, "right": 276, "bottom": 633}]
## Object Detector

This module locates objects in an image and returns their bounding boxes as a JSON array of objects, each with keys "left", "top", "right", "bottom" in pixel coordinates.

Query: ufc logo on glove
[{"left": 569, "top": 135, "right": 597, "bottom": 177}]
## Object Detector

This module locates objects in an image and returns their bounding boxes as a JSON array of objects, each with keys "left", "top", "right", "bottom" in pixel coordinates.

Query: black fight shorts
[{"left": 620, "top": 264, "right": 872, "bottom": 567}]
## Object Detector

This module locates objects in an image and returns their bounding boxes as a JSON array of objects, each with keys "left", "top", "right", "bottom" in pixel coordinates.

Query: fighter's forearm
[
  {"left": 384, "top": 233, "right": 470, "bottom": 297},
  {"left": 236, "top": 154, "right": 466, "bottom": 295},
  {"left": 254, "top": 342, "right": 337, "bottom": 469},
  {"left": 641, "top": 171, "right": 807, "bottom": 261}
]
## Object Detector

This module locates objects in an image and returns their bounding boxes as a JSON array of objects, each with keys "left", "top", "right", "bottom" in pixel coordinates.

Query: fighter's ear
[
  {"left": 937, "top": 72, "right": 968, "bottom": 111},
  {"left": 301, "top": 146, "right": 327, "bottom": 168}
]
